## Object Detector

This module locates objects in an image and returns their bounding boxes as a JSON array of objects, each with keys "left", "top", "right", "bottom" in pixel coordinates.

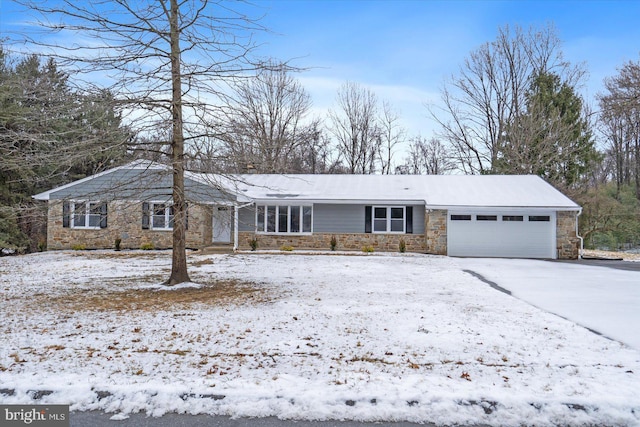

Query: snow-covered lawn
[{"left": 1, "top": 251, "right": 638, "bottom": 426}]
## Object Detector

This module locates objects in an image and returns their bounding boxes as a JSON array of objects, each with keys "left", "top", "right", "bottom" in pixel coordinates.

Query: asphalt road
[
  {"left": 70, "top": 412, "right": 443, "bottom": 427},
  {"left": 556, "top": 257, "right": 640, "bottom": 272}
]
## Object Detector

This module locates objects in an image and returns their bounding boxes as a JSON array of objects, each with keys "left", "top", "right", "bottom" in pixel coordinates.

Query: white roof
[{"left": 218, "top": 173, "right": 580, "bottom": 209}]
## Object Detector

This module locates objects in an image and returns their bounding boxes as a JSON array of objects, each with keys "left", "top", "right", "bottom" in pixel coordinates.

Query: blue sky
[
  {"left": 250, "top": 0, "right": 640, "bottom": 139},
  {"left": 2, "top": 0, "right": 640, "bottom": 144}
]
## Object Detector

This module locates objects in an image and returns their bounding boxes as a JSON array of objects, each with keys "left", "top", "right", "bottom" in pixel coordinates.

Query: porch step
[{"left": 199, "top": 245, "right": 234, "bottom": 255}]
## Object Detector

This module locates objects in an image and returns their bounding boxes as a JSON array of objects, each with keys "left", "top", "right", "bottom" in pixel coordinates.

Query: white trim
[
  {"left": 372, "top": 206, "right": 406, "bottom": 234},
  {"left": 149, "top": 202, "right": 174, "bottom": 231},
  {"left": 253, "top": 198, "right": 425, "bottom": 206},
  {"left": 426, "top": 204, "right": 580, "bottom": 211},
  {"left": 255, "top": 204, "right": 313, "bottom": 235},
  {"left": 69, "top": 201, "right": 102, "bottom": 230}
]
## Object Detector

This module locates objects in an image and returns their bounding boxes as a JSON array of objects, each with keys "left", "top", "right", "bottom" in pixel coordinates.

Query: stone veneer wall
[
  {"left": 46, "top": 200, "right": 211, "bottom": 250},
  {"left": 556, "top": 210, "right": 580, "bottom": 259},
  {"left": 237, "top": 231, "right": 426, "bottom": 252},
  {"left": 425, "top": 209, "right": 447, "bottom": 255}
]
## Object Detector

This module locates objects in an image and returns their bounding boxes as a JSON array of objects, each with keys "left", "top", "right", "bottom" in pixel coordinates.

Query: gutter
[{"left": 576, "top": 207, "right": 584, "bottom": 259}]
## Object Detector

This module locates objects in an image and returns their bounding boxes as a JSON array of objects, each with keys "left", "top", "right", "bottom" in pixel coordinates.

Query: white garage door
[{"left": 447, "top": 212, "right": 556, "bottom": 259}]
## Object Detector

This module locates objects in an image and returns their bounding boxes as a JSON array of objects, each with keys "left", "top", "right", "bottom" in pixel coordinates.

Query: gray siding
[
  {"left": 314, "top": 204, "right": 365, "bottom": 233},
  {"left": 238, "top": 206, "right": 256, "bottom": 232},
  {"left": 315, "top": 204, "right": 425, "bottom": 234},
  {"left": 50, "top": 168, "right": 232, "bottom": 203}
]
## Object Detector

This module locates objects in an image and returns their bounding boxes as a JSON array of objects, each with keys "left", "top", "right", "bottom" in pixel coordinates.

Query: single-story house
[{"left": 33, "top": 160, "right": 582, "bottom": 259}]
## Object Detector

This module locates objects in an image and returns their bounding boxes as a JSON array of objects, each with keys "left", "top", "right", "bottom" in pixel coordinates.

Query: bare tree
[
  {"left": 15, "top": 0, "right": 265, "bottom": 284},
  {"left": 598, "top": 59, "right": 640, "bottom": 200},
  {"left": 328, "top": 81, "right": 380, "bottom": 174},
  {"left": 212, "top": 61, "right": 318, "bottom": 173},
  {"left": 431, "top": 24, "right": 585, "bottom": 175},
  {"left": 377, "top": 101, "right": 405, "bottom": 174},
  {"left": 404, "top": 136, "right": 455, "bottom": 175}
]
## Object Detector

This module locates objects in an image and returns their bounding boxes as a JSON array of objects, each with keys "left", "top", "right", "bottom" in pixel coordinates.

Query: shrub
[
  {"left": 140, "top": 242, "right": 154, "bottom": 250},
  {"left": 330, "top": 235, "right": 337, "bottom": 251},
  {"left": 280, "top": 245, "right": 294, "bottom": 252},
  {"left": 114, "top": 238, "right": 122, "bottom": 251},
  {"left": 362, "top": 245, "right": 374, "bottom": 253},
  {"left": 71, "top": 244, "right": 86, "bottom": 251},
  {"left": 249, "top": 237, "right": 258, "bottom": 251},
  {"left": 399, "top": 238, "right": 406, "bottom": 253},
  {"left": 37, "top": 239, "right": 47, "bottom": 252}
]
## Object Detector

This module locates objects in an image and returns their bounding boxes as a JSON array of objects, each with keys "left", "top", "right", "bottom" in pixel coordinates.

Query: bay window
[{"left": 256, "top": 205, "right": 312, "bottom": 234}]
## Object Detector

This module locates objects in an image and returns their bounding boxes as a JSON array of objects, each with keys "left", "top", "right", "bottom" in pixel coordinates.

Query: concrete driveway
[{"left": 460, "top": 257, "right": 640, "bottom": 350}]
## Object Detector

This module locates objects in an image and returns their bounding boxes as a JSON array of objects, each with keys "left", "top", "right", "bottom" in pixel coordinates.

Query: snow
[
  {"left": 1, "top": 251, "right": 638, "bottom": 426},
  {"left": 225, "top": 173, "right": 579, "bottom": 209}
]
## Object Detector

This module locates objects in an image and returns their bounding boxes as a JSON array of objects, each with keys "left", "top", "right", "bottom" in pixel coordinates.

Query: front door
[{"left": 213, "top": 206, "right": 232, "bottom": 243}]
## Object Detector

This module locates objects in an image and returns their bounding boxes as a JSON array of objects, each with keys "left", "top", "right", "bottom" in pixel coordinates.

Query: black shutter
[
  {"left": 185, "top": 203, "right": 189, "bottom": 231},
  {"left": 406, "top": 206, "right": 413, "bottom": 234},
  {"left": 365, "top": 206, "right": 372, "bottom": 233},
  {"left": 62, "top": 201, "right": 70, "bottom": 228},
  {"left": 142, "top": 202, "right": 150, "bottom": 229},
  {"left": 100, "top": 202, "right": 108, "bottom": 229}
]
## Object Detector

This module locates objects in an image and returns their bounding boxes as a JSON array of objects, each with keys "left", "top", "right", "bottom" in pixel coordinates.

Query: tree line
[{"left": 2, "top": 2, "right": 639, "bottom": 265}]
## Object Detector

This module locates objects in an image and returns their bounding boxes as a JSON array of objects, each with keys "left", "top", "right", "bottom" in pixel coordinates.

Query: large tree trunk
[{"left": 166, "top": 0, "right": 190, "bottom": 285}]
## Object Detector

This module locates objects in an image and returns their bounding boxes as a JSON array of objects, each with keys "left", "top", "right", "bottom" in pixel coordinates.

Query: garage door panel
[{"left": 448, "top": 212, "right": 555, "bottom": 259}]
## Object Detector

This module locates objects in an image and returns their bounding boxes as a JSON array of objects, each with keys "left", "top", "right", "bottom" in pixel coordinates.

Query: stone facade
[
  {"left": 425, "top": 209, "right": 447, "bottom": 255},
  {"left": 46, "top": 201, "right": 580, "bottom": 259},
  {"left": 556, "top": 210, "right": 580, "bottom": 259},
  {"left": 238, "top": 231, "right": 426, "bottom": 253},
  {"left": 46, "top": 200, "right": 212, "bottom": 250}
]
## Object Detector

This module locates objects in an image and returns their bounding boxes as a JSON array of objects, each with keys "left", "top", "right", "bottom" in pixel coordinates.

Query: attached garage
[{"left": 447, "top": 211, "right": 557, "bottom": 259}]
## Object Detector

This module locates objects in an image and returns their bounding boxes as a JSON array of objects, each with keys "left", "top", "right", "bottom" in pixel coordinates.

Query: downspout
[
  {"left": 233, "top": 201, "right": 254, "bottom": 251},
  {"left": 576, "top": 208, "right": 584, "bottom": 259}
]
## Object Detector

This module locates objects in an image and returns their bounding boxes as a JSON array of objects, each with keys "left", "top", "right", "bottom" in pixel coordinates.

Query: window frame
[
  {"left": 372, "top": 206, "right": 406, "bottom": 234},
  {"left": 70, "top": 201, "right": 103, "bottom": 229},
  {"left": 255, "top": 204, "right": 313, "bottom": 234},
  {"left": 150, "top": 202, "right": 174, "bottom": 231}
]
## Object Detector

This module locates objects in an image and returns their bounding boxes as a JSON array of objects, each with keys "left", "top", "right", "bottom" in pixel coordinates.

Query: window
[
  {"left": 451, "top": 214, "right": 471, "bottom": 221},
  {"left": 373, "top": 206, "right": 405, "bottom": 233},
  {"left": 63, "top": 201, "right": 107, "bottom": 229},
  {"left": 256, "top": 205, "right": 312, "bottom": 234},
  {"left": 153, "top": 204, "right": 174, "bottom": 229},
  {"left": 502, "top": 215, "right": 524, "bottom": 222},
  {"left": 142, "top": 202, "right": 175, "bottom": 230},
  {"left": 529, "top": 215, "right": 550, "bottom": 222},
  {"left": 476, "top": 215, "right": 497, "bottom": 221}
]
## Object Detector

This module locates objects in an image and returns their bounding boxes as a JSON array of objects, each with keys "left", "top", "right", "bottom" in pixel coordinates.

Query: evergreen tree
[
  {"left": 0, "top": 49, "right": 130, "bottom": 251},
  {"left": 495, "top": 71, "right": 598, "bottom": 189}
]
